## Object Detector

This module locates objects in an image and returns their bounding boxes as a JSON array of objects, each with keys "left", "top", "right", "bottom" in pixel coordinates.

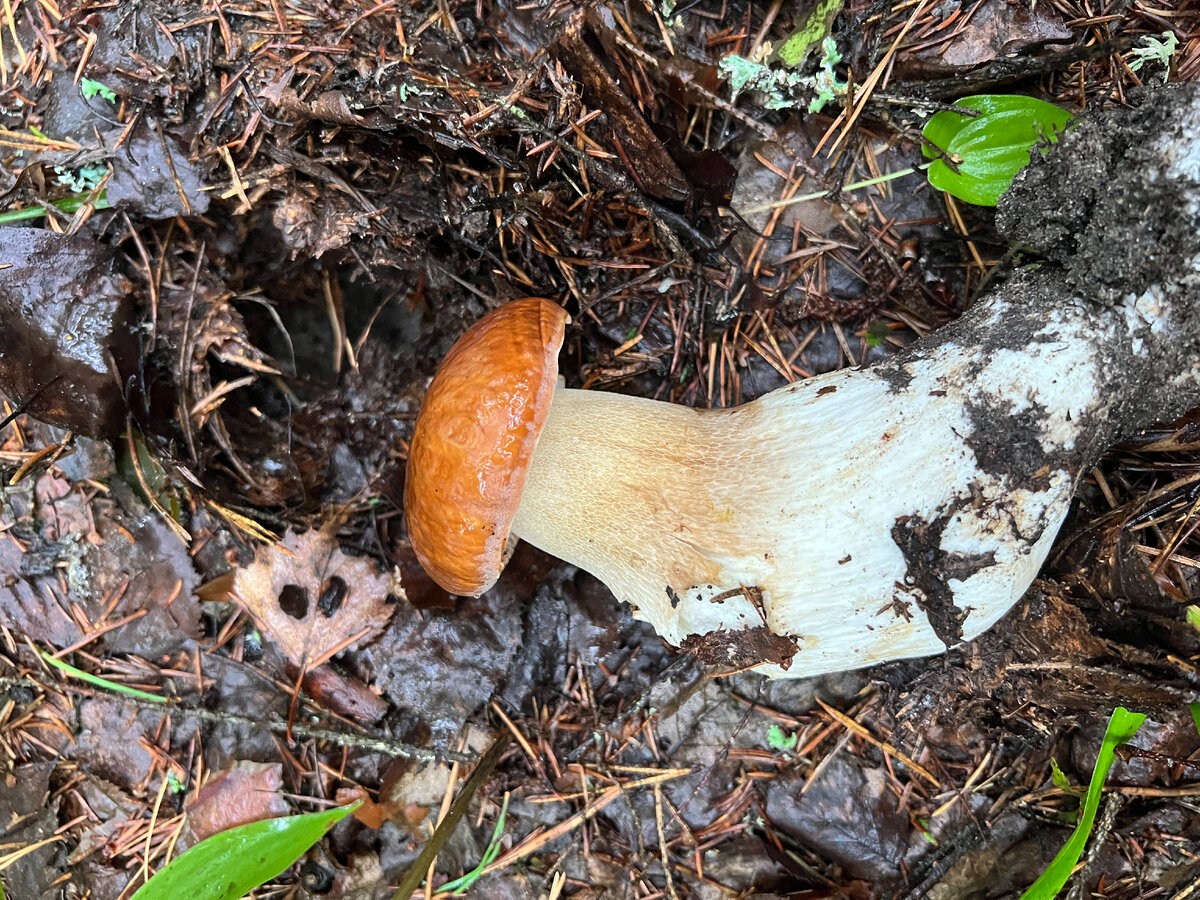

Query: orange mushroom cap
[{"left": 404, "top": 298, "right": 569, "bottom": 595}]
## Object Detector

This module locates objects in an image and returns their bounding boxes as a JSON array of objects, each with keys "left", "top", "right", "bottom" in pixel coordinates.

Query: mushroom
[{"left": 405, "top": 84, "right": 1200, "bottom": 678}]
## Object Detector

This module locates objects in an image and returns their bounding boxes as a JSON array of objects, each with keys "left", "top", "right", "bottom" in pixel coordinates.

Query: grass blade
[
  {"left": 1018, "top": 707, "right": 1146, "bottom": 900},
  {"left": 39, "top": 649, "right": 166, "bottom": 704}
]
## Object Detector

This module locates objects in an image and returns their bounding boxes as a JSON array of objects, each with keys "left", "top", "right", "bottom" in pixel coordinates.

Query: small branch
[{"left": 0, "top": 673, "right": 477, "bottom": 763}]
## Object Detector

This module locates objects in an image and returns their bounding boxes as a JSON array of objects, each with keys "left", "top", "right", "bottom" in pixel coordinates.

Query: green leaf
[
  {"left": 1190, "top": 703, "right": 1200, "bottom": 736},
  {"left": 131, "top": 803, "right": 358, "bottom": 900},
  {"left": 1048, "top": 758, "right": 1071, "bottom": 794},
  {"left": 1018, "top": 707, "right": 1146, "bottom": 900},
  {"left": 767, "top": 723, "right": 798, "bottom": 752},
  {"left": 922, "top": 95, "right": 1074, "bottom": 206},
  {"left": 80, "top": 78, "right": 117, "bottom": 104}
]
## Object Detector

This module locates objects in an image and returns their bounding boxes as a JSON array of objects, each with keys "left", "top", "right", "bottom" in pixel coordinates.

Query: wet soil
[{"left": 1, "top": 1, "right": 1200, "bottom": 898}]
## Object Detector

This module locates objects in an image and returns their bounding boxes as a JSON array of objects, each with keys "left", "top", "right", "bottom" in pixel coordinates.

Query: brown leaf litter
[{"left": 233, "top": 527, "right": 393, "bottom": 669}]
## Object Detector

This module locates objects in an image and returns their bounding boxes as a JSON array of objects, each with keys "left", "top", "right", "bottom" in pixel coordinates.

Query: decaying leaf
[
  {"left": 271, "top": 181, "right": 372, "bottom": 258},
  {"left": 234, "top": 528, "right": 392, "bottom": 667},
  {"left": 0, "top": 228, "right": 134, "bottom": 439},
  {"left": 913, "top": 0, "right": 1073, "bottom": 69},
  {"left": 179, "top": 762, "right": 290, "bottom": 850}
]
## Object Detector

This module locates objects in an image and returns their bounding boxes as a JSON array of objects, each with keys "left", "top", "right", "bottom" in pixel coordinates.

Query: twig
[
  {"left": 0, "top": 672, "right": 476, "bottom": 763},
  {"left": 391, "top": 732, "right": 513, "bottom": 899}
]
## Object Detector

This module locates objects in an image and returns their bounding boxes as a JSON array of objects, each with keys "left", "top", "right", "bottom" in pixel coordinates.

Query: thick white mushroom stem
[{"left": 512, "top": 83, "right": 1200, "bottom": 678}]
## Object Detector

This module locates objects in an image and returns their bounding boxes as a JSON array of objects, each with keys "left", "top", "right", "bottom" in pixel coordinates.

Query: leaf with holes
[
  {"left": 922, "top": 95, "right": 1074, "bottom": 206},
  {"left": 234, "top": 529, "right": 393, "bottom": 667}
]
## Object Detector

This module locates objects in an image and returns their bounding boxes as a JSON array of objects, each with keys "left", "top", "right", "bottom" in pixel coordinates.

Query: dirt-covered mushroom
[{"left": 405, "top": 83, "right": 1200, "bottom": 679}]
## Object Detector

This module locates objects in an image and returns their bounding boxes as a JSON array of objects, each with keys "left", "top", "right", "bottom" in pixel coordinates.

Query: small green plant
[
  {"left": 766, "top": 723, "right": 798, "bottom": 752},
  {"left": 922, "top": 95, "right": 1074, "bottom": 206},
  {"left": 1018, "top": 706, "right": 1145, "bottom": 900},
  {"left": 1048, "top": 758, "right": 1083, "bottom": 797},
  {"left": 130, "top": 803, "right": 358, "bottom": 900},
  {"left": 80, "top": 78, "right": 117, "bottom": 104},
  {"left": 437, "top": 794, "right": 511, "bottom": 895},
  {"left": 166, "top": 770, "right": 187, "bottom": 794},
  {"left": 735, "top": 93, "right": 1072, "bottom": 219}
]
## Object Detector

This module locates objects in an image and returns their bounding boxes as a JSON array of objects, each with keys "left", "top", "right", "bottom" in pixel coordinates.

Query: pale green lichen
[
  {"left": 54, "top": 161, "right": 108, "bottom": 194},
  {"left": 807, "top": 37, "right": 847, "bottom": 113},
  {"left": 1128, "top": 31, "right": 1178, "bottom": 84},
  {"left": 720, "top": 37, "right": 847, "bottom": 113}
]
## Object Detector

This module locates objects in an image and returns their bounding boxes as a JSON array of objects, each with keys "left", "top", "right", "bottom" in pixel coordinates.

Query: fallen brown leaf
[
  {"left": 180, "top": 762, "right": 289, "bottom": 850},
  {"left": 234, "top": 528, "right": 392, "bottom": 667}
]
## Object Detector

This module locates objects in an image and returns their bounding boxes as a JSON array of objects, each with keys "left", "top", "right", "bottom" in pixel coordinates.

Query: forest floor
[{"left": 2, "top": 0, "right": 1200, "bottom": 898}]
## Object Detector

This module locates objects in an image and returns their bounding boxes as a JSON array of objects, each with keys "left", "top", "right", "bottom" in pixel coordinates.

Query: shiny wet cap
[{"left": 405, "top": 298, "right": 568, "bottom": 594}]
